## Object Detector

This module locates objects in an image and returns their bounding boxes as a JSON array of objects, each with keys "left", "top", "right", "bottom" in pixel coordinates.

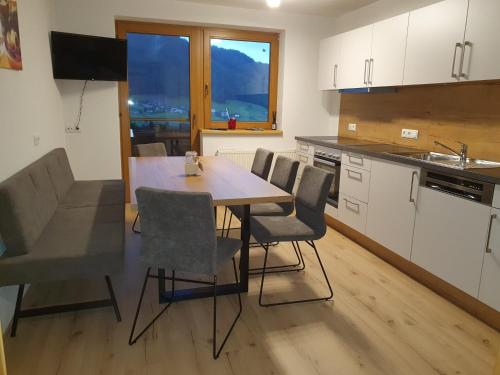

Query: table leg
[{"left": 239, "top": 204, "right": 250, "bottom": 293}]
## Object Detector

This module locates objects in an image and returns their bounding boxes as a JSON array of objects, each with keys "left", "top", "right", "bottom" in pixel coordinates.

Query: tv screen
[{"left": 50, "top": 31, "right": 127, "bottom": 81}]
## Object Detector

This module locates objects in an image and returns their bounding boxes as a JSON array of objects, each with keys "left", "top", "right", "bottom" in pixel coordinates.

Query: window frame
[{"left": 203, "top": 28, "right": 279, "bottom": 129}]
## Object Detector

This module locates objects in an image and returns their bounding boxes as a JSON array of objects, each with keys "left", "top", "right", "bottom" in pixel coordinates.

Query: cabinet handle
[
  {"left": 409, "top": 171, "right": 418, "bottom": 203},
  {"left": 459, "top": 41, "right": 473, "bottom": 80},
  {"left": 368, "top": 58, "right": 374, "bottom": 85},
  {"left": 348, "top": 154, "right": 364, "bottom": 166},
  {"left": 346, "top": 168, "right": 363, "bottom": 181},
  {"left": 344, "top": 198, "right": 360, "bottom": 213},
  {"left": 333, "top": 64, "right": 338, "bottom": 88},
  {"left": 299, "top": 144, "right": 308, "bottom": 151},
  {"left": 486, "top": 214, "right": 497, "bottom": 254},
  {"left": 299, "top": 155, "right": 308, "bottom": 163},
  {"left": 363, "top": 59, "right": 369, "bottom": 85},
  {"left": 451, "top": 42, "right": 463, "bottom": 79}
]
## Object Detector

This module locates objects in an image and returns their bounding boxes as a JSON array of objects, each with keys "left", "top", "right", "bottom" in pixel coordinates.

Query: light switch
[
  {"left": 401, "top": 129, "right": 419, "bottom": 139},
  {"left": 347, "top": 123, "right": 357, "bottom": 132}
]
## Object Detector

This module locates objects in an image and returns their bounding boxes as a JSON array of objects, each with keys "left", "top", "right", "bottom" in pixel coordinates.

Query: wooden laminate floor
[{"left": 3, "top": 206, "right": 499, "bottom": 375}]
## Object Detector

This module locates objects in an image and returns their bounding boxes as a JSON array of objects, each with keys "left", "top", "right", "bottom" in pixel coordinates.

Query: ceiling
[{"left": 176, "top": 0, "right": 379, "bottom": 17}]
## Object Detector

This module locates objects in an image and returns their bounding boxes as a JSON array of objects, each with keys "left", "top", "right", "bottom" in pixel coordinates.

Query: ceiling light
[{"left": 266, "top": 0, "right": 281, "bottom": 8}]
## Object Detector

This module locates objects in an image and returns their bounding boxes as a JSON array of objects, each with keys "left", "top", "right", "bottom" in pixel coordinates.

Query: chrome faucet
[{"left": 434, "top": 140, "right": 468, "bottom": 166}]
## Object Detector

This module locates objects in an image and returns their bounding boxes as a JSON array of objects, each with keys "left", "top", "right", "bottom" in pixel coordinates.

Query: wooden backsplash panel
[{"left": 338, "top": 82, "right": 500, "bottom": 161}]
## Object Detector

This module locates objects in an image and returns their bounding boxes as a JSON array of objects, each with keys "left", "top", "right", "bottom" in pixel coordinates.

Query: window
[{"left": 203, "top": 29, "right": 279, "bottom": 129}]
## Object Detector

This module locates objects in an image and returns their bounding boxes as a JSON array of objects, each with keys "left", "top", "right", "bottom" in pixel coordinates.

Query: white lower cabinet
[
  {"left": 478, "top": 208, "right": 500, "bottom": 311},
  {"left": 365, "top": 159, "right": 420, "bottom": 260},
  {"left": 411, "top": 187, "right": 491, "bottom": 297},
  {"left": 338, "top": 193, "right": 368, "bottom": 234}
]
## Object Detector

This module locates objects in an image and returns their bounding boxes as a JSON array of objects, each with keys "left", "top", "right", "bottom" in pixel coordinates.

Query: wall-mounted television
[{"left": 50, "top": 31, "right": 127, "bottom": 81}]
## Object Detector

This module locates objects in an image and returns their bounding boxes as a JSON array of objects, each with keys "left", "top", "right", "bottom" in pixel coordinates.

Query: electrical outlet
[
  {"left": 33, "top": 134, "right": 40, "bottom": 146},
  {"left": 401, "top": 128, "right": 419, "bottom": 139},
  {"left": 347, "top": 123, "right": 357, "bottom": 132}
]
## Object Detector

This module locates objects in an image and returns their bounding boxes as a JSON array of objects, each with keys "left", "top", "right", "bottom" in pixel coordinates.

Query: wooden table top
[{"left": 129, "top": 156, "right": 293, "bottom": 206}]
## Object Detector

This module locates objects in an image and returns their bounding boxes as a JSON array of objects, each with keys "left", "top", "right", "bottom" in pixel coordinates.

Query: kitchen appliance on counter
[{"left": 313, "top": 145, "right": 342, "bottom": 208}]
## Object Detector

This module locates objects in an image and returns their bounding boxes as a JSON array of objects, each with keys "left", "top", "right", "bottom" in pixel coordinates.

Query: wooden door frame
[
  {"left": 202, "top": 28, "right": 279, "bottom": 129},
  {"left": 115, "top": 20, "right": 204, "bottom": 202}
]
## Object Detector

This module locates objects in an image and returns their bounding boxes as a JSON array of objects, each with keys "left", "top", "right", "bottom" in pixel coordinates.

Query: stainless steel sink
[{"left": 405, "top": 152, "right": 500, "bottom": 169}]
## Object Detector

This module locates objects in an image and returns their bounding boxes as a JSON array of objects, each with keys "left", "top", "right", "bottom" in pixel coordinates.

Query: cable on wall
[{"left": 74, "top": 80, "right": 88, "bottom": 131}]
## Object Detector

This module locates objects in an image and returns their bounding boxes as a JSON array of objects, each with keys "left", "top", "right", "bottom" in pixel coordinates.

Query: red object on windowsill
[{"left": 228, "top": 117, "right": 237, "bottom": 130}]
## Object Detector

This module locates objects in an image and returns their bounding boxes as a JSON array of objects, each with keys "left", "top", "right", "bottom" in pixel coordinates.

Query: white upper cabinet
[
  {"left": 318, "top": 34, "right": 343, "bottom": 91},
  {"left": 404, "top": 0, "right": 469, "bottom": 85},
  {"left": 338, "top": 25, "right": 373, "bottom": 89},
  {"left": 370, "top": 13, "right": 409, "bottom": 87},
  {"left": 460, "top": 0, "right": 500, "bottom": 81},
  {"left": 366, "top": 159, "right": 419, "bottom": 260}
]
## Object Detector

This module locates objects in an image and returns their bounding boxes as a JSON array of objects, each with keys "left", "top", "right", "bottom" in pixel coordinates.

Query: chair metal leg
[
  {"left": 258, "top": 241, "right": 333, "bottom": 307},
  {"left": 213, "top": 257, "right": 242, "bottom": 359},
  {"left": 132, "top": 213, "right": 141, "bottom": 234},
  {"left": 129, "top": 268, "right": 174, "bottom": 345},
  {"left": 249, "top": 241, "right": 305, "bottom": 275},
  {"left": 105, "top": 276, "right": 122, "bottom": 322},
  {"left": 225, "top": 213, "right": 233, "bottom": 238},
  {"left": 10, "top": 284, "right": 24, "bottom": 337}
]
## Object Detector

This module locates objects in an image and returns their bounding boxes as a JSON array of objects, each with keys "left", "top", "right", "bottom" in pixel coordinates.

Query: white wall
[
  {"left": 0, "top": 0, "right": 65, "bottom": 331},
  {"left": 53, "top": 0, "right": 340, "bottom": 178}
]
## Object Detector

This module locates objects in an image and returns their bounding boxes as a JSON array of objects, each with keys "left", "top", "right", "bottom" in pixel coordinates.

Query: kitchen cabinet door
[
  {"left": 460, "top": 0, "right": 500, "bottom": 82},
  {"left": 404, "top": 0, "right": 468, "bottom": 85},
  {"left": 338, "top": 24, "right": 373, "bottom": 89},
  {"left": 478, "top": 208, "right": 500, "bottom": 311},
  {"left": 370, "top": 13, "right": 409, "bottom": 87},
  {"left": 318, "top": 34, "right": 343, "bottom": 90},
  {"left": 365, "top": 159, "right": 419, "bottom": 260},
  {"left": 411, "top": 187, "right": 491, "bottom": 297}
]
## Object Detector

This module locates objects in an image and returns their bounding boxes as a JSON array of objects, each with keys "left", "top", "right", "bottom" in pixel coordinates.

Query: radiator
[{"left": 216, "top": 149, "right": 297, "bottom": 171}]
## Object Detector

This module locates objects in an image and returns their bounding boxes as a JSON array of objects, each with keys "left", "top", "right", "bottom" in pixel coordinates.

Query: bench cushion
[
  {"left": 0, "top": 205, "right": 124, "bottom": 286},
  {"left": 61, "top": 180, "right": 125, "bottom": 208}
]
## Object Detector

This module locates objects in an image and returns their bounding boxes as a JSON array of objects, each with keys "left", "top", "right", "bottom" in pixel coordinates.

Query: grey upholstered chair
[
  {"left": 221, "top": 148, "right": 274, "bottom": 235},
  {"left": 129, "top": 187, "right": 243, "bottom": 359},
  {"left": 250, "top": 165, "right": 334, "bottom": 307},
  {"left": 131, "top": 142, "right": 168, "bottom": 233},
  {"left": 133, "top": 142, "right": 167, "bottom": 157}
]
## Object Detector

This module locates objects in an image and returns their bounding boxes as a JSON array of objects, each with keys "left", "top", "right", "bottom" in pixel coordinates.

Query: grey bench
[{"left": 0, "top": 148, "right": 124, "bottom": 336}]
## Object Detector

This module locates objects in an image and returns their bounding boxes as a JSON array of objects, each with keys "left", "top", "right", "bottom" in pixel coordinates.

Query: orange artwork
[{"left": 0, "top": 0, "right": 22, "bottom": 70}]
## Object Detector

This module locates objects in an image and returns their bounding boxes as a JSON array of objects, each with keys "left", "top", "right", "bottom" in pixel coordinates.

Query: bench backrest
[{"left": 0, "top": 149, "right": 74, "bottom": 256}]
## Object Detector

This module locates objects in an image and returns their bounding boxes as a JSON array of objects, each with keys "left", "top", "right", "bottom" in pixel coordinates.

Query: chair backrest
[
  {"left": 0, "top": 148, "right": 74, "bottom": 256},
  {"left": 251, "top": 148, "right": 274, "bottom": 180},
  {"left": 270, "top": 156, "right": 300, "bottom": 194},
  {"left": 135, "top": 187, "right": 218, "bottom": 275},
  {"left": 295, "top": 166, "right": 334, "bottom": 238},
  {"left": 134, "top": 143, "right": 167, "bottom": 157}
]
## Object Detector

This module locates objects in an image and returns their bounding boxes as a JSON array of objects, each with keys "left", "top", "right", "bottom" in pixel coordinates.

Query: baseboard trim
[{"left": 325, "top": 214, "right": 500, "bottom": 331}]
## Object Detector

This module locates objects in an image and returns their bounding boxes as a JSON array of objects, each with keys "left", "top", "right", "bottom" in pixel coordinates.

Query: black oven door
[{"left": 313, "top": 157, "right": 341, "bottom": 208}]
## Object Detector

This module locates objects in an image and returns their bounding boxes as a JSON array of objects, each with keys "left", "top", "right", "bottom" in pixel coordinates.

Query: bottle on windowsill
[{"left": 272, "top": 111, "right": 277, "bottom": 131}]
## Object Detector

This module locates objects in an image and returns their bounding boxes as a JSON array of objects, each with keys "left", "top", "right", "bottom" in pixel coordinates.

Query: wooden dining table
[{"left": 129, "top": 156, "right": 293, "bottom": 302}]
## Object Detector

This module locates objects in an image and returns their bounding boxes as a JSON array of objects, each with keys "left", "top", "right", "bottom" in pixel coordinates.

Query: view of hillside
[{"left": 127, "top": 34, "right": 270, "bottom": 123}]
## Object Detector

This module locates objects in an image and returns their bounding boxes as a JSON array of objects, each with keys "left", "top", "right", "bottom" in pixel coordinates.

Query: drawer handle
[
  {"left": 299, "top": 144, "right": 309, "bottom": 151},
  {"left": 486, "top": 214, "right": 497, "bottom": 254},
  {"left": 344, "top": 198, "right": 360, "bottom": 214},
  {"left": 346, "top": 169, "right": 363, "bottom": 182},
  {"left": 299, "top": 155, "right": 308, "bottom": 163},
  {"left": 348, "top": 154, "right": 364, "bottom": 166}
]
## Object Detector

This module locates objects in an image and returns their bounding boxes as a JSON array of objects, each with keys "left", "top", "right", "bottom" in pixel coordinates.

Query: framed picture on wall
[{"left": 0, "top": 0, "right": 22, "bottom": 70}]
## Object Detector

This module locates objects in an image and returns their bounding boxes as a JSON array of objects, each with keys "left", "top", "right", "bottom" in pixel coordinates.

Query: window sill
[{"left": 200, "top": 129, "right": 283, "bottom": 136}]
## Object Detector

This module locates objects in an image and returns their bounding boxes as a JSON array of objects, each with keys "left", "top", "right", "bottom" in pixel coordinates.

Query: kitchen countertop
[{"left": 296, "top": 136, "right": 500, "bottom": 185}]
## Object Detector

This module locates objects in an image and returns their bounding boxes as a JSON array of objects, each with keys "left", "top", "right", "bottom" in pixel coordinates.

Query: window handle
[{"left": 204, "top": 84, "right": 209, "bottom": 97}]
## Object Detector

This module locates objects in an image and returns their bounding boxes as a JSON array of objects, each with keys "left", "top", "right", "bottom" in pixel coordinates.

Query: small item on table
[
  {"left": 228, "top": 117, "right": 237, "bottom": 130},
  {"left": 185, "top": 151, "right": 201, "bottom": 176}
]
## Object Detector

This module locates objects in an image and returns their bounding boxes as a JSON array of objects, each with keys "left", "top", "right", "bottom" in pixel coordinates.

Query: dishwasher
[{"left": 410, "top": 170, "right": 495, "bottom": 297}]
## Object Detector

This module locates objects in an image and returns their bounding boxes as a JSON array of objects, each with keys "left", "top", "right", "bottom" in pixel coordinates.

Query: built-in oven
[{"left": 313, "top": 146, "right": 342, "bottom": 208}]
